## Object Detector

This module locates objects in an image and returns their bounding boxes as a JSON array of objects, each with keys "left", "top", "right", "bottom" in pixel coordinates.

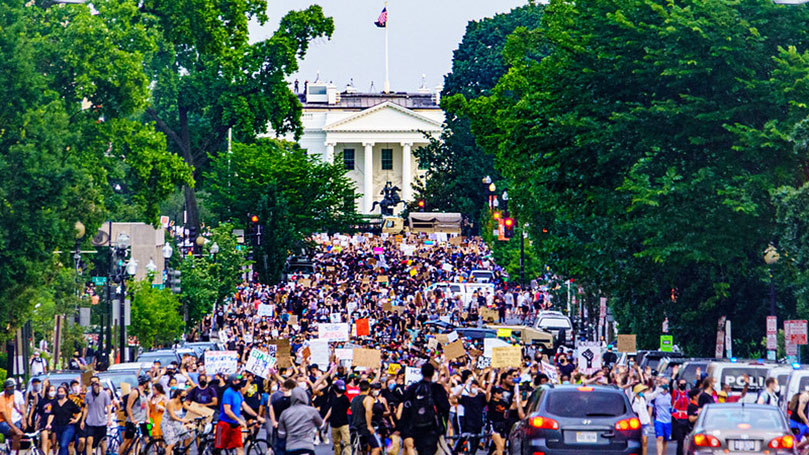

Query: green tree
[
  {"left": 0, "top": 0, "right": 191, "bottom": 342},
  {"left": 206, "top": 139, "right": 359, "bottom": 282},
  {"left": 143, "top": 0, "right": 335, "bottom": 231},
  {"left": 413, "top": 4, "right": 545, "bottom": 227},
  {"left": 466, "top": 0, "right": 809, "bottom": 354},
  {"left": 129, "top": 278, "right": 184, "bottom": 350}
]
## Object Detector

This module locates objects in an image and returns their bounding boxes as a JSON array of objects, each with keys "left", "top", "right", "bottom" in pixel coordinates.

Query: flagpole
[{"left": 384, "top": 1, "right": 390, "bottom": 93}]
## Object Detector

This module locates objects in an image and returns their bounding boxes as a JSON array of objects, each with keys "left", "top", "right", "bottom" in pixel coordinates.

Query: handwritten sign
[
  {"left": 377, "top": 275, "right": 389, "bottom": 283},
  {"left": 405, "top": 367, "right": 422, "bottom": 386},
  {"left": 335, "top": 348, "right": 354, "bottom": 364},
  {"left": 387, "top": 363, "right": 402, "bottom": 375},
  {"left": 318, "top": 323, "right": 349, "bottom": 342},
  {"left": 483, "top": 338, "right": 510, "bottom": 358},
  {"left": 445, "top": 340, "right": 466, "bottom": 360},
  {"left": 257, "top": 304, "right": 273, "bottom": 317},
  {"left": 330, "top": 313, "right": 342, "bottom": 323},
  {"left": 480, "top": 307, "right": 498, "bottom": 322},
  {"left": 491, "top": 346, "right": 522, "bottom": 369},
  {"left": 245, "top": 347, "right": 276, "bottom": 378},
  {"left": 448, "top": 331, "right": 459, "bottom": 343},
  {"left": 353, "top": 348, "right": 382, "bottom": 369},
  {"left": 204, "top": 351, "right": 239, "bottom": 375},
  {"left": 309, "top": 340, "right": 330, "bottom": 368}
]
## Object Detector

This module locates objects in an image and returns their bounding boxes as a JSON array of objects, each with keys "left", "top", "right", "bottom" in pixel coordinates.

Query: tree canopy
[{"left": 466, "top": 0, "right": 809, "bottom": 354}]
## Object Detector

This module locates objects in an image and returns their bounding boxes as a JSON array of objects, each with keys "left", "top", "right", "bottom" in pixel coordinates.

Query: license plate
[
  {"left": 730, "top": 440, "right": 759, "bottom": 451},
  {"left": 576, "top": 432, "right": 598, "bottom": 443}
]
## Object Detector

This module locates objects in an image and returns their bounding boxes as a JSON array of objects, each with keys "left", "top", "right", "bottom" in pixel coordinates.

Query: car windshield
[
  {"left": 137, "top": 352, "right": 176, "bottom": 365},
  {"left": 546, "top": 391, "right": 626, "bottom": 417},
  {"left": 703, "top": 408, "right": 783, "bottom": 430},
  {"left": 539, "top": 318, "right": 572, "bottom": 329},
  {"left": 98, "top": 373, "right": 138, "bottom": 392}
]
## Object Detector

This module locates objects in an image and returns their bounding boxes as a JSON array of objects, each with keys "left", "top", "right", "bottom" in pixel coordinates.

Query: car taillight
[
  {"left": 693, "top": 434, "right": 721, "bottom": 448},
  {"left": 529, "top": 416, "right": 559, "bottom": 430},
  {"left": 769, "top": 435, "right": 795, "bottom": 449},
  {"left": 614, "top": 418, "right": 641, "bottom": 431},
  {"left": 577, "top": 386, "right": 593, "bottom": 392}
]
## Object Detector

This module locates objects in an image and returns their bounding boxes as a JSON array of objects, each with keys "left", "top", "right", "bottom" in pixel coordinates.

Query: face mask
[
  {"left": 48, "top": 391, "right": 56, "bottom": 399},
  {"left": 638, "top": 392, "right": 644, "bottom": 398},
  {"left": 33, "top": 384, "right": 41, "bottom": 393},
  {"left": 72, "top": 386, "right": 80, "bottom": 394},
  {"left": 679, "top": 384, "right": 687, "bottom": 391},
  {"left": 388, "top": 383, "right": 396, "bottom": 391},
  {"left": 92, "top": 387, "right": 100, "bottom": 396},
  {"left": 372, "top": 390, "right": 380, "bottom": 397},
  {"left": 199, "top": 380, "right": 208, "bottom": 388},
  {"left": 57, "top": 393, "right": 66, "bottom": 400}
]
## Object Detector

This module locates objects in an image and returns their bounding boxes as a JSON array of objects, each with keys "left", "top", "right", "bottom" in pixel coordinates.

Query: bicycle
[
  {"left": 95, "top": 425, "right": 122, "bottom": 455},
  {"left": 446, "top": 430, "right": 490, "bottom": 455},
  {"left": 0, "top": 430, "right": 46, "bottom": 455},
  {"left": 243, "top": 421, "right": 269, "bottom": 455},
  {"left": 113, "top": 423, "right": 153, "bottom": 455},
  {"left": 145, "top": 417, "right": 215, "bottom": 455}
]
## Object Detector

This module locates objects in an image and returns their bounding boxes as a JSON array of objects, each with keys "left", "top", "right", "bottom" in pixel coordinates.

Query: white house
[{"left": 291, "top": 81, "right": 444, "bottom": 214}]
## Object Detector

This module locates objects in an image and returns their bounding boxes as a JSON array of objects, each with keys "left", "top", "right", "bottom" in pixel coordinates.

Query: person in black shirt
[
  {"left": 323, "top": 380, "right": 350, "bottom": 455},
  {"left": 46, "top": 386, "right": 81, "bottom": 455},
  {"left": 488, "top": 387, "right": 509, "bottom": 455},
  {"left": 36, "top": 384, "right": 57, "bottom": 455},
  {"left": 453, "top": 379, "right": 486, "bottom": 454},
  {"left": 687, "top": 388, "right": 701, "bottom": 433},
  {"left": 697, "top": 378, "right": 715, "bottom": 409},
  {"left": 401, "top": 364, "right": 450, "bottom": 455}
]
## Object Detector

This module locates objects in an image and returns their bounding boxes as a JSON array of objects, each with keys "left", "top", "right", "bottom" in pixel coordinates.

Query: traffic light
[
  {"left": 167, "top": 269, "right": 182, "bottom": 294},
  {"left": 493, "top": 211, "right": 502, "bottom": 220},
  {"left": 504, "top": 217, "right": 514, "bottom": 238},
  {"left": 418, "top": 200, "right": 425, "bottom": 212},
  {"left": 247, "top": 214, "right": 262, "bottom": 246},
  {"left": 250, "top": 214, "right": 259, "bottom": 224}
]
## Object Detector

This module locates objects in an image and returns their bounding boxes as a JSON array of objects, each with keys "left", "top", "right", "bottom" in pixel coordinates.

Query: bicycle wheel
[
  {"left": 246, "top": 438, "right": 268, "bottom": 455},
  {"left": 143, "top": 438, "right": 166, "bottom": 455}
]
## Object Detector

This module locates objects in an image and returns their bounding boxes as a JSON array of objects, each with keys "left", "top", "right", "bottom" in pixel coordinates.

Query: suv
[
  {"left": 534, "top": 313, "right": 574, "bottom": 347},
  {"left": 508, "top": 385, "right": 641, "bottom": 455}
]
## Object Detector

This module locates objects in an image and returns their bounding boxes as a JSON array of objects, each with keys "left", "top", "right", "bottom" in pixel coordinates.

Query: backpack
[{"left": 410, "top": 382, "right": 439, "bottom": 431}]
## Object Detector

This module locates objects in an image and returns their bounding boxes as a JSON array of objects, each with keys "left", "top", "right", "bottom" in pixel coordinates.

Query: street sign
[
  {"left": 660, "top": 335, "right": 673, "bottom": 353},
  {"left": 786, "top": 320, "right": 808, "bottom": 345},
  {"left": 725, "top": 320, "right": 732, "bottom": 359},
  {"left": 767, "top": 316, "right": 777, "bottom": 351},
  {"left": 715, "top": 316, "right": 726, "bottom": 359},
  {"left": 92, "top": 276, "right": 107, "bottom": 285}
]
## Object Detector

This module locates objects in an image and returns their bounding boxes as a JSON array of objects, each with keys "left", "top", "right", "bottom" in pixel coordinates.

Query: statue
[{"left": 371, "top": 181, "right": 403, "bottom": 216}]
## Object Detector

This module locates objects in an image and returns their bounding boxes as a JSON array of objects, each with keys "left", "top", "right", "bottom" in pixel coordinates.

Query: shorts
[
  {"left": 359, "top": 431, "right": 381, "bottom": 449},
  {"left": 124, "top": 422, "right": 150, "bottom": 439},
  {"left": 641, "top": 424, "right": 652, "bottom": 437},
  {"left": 654, "top": 421, "right": 672, "bottom": 440},
  {"left": 74, "top": 423, "right": 86, "bottom": 438},
  {"left": 790, "top": 420, "right": 809, "bottom": 441},
  {"left": 86, "top": 425, "right": 107, "bottom": 446},
  {"left": 215, "top": 420, "right": 243, "bottom": 449},
  {"left": 0, "top": 421, "right": 12, "bottom": 437}
]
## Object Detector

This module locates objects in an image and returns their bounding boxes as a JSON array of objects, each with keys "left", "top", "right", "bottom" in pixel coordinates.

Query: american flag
[{"left": 374, "top": 7, "right": 387, "bottom": 28}]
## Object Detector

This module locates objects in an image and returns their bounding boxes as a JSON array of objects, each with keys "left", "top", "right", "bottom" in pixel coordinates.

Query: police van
[
  {"left": 706, "top": 361, "right": 776, "bottom": 403},
  {"left": 780, "top": 367, "right": 809, "bottom": 415}
]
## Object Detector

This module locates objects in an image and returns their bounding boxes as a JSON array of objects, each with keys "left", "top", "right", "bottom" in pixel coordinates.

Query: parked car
[
  {"left": 136, "top": 349, "right": 180, "bottom": 366},
  {"left": 182, "top": 341, "right": 223, "bottom": 357},
  {"left": 485, "top": 324, "right": 555, "bottom": 352},
  {"left": 508, "top": 384, "right": 642, "bottom": 455},
  {"left": 281, "top": 257, "right": 315, "bottom": 282},
  {"left": 534, "top": 313, "right": 574, "bottom": 347},
  {"left": 27, "top": 371, "right": 83, "bottom": 392},
  {"left": 636, "top": 350, "right": 685, "bottom": 372},
  {"left": 684, "top": 403, "right": 795, "bottom": 455}
]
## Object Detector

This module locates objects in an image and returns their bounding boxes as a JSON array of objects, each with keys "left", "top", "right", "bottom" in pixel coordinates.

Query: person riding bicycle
[
  {"left": 0, "top": 379, "right": 24, "bottom": 455},
  {"left": 350, "top": 380, "right": 381, "bottom": 455},
  {"left": 119, "top": 374, "right": 151, "bottom": 455}
]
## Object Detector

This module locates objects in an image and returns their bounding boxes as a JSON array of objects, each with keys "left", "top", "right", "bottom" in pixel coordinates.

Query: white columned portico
[
  {"left": 401, "top": 142, "right": 413, "bottom": 202},
  {"left": 325, "top": 142, "right": 336, "bottom": 164},
  {"left": 363, "top": 142, "right": 375, "bottom": 213}
]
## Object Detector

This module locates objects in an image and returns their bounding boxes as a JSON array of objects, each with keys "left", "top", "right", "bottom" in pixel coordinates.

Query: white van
[
  {"left": 424, "top": 282, "right": 495, "bottom": 307},
  {"left": 781, "top": 368, "right": 809, "bottom": 415},
  {"left": 706, "top": 361, "right": 775, "bottom": 403}
]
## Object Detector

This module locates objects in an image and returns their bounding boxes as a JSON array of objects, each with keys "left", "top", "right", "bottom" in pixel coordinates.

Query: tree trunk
[{"left": 183, "top": 184, "right": 200, "bottom": 232}]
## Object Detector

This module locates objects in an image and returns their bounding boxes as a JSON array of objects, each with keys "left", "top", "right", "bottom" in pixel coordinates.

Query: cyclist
[
  {"left": 0, "top": 379, "right": 24, "bottom": 455},
  {"left": 162, "top": 389, "right": 193, "bottom": 455},
  {"left": 119, "top": 374, "right": 151, "bottom": 455},
  {"left": 215, "top": 374, "right": 264, "bottom": 455},
  {"left": 82, "top": 378, "right": 112, "bottom": 455},
  {"left": 350, "top": 380, "right": 381, "bottom": 455}
]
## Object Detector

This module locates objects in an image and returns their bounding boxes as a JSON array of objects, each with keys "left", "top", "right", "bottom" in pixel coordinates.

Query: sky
[{"left": 249, "top": 0, "right": 530, "bottom": 93}]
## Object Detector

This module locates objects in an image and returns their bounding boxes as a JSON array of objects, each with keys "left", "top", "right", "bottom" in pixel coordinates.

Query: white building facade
[{"left": 295, "top": 82, "right": 444, "bottom": 214}]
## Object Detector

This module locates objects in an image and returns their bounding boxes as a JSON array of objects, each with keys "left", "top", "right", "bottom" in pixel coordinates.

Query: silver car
[{"left": 685, "top": 403, "right": 795, "bottom": 454}]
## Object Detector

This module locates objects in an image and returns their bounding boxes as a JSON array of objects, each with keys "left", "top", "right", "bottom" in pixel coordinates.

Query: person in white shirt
[
  {"left": 30, "top": 352, "right": 47, "bottom": 376},
  {"left": 631, "top": 384, "right": 651, "bottom": 455}
]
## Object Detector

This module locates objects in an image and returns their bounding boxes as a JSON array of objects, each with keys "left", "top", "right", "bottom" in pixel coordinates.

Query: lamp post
[{"left": 210, "top": 242, "right": 220, "bottom": 262}]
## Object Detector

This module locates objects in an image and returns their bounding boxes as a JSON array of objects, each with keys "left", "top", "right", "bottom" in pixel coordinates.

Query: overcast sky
[{"left": 249, "top": 0, "right": 530, "bottom": 92}]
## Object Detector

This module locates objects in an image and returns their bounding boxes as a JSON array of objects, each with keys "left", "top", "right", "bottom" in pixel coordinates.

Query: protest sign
[
  {"left": 387, "top": 363, "right": 402, "bottom": 375},
  {"left": 289, "top": 315, "right": 298, "bottom": 326},
  {"left": 483, "top": 338, "right": 510, "bottom": 358},
  {"left": 186, "top": 402, "right": 215, "bottom": 419},
  {"left": 271, "top": 339, "right": 292, "bottom": 368},
  {"left": 245, "top": 347, "right": 276, "bottom": 378},
  {"left": 491, "top": 346, "right": 522, "bottom": 368},
  {"left": 445, "top": 340, "right": 466, "bottom": 360},
  {"left": 352, "top": 349, "right": 382, "bottom": 369},
  {"left": 497, "top": 328, "right": 512, "bottom": 338},
  {"left": 449, "top": 236, "right": 464, "bottom": 246},
  {"left": 541, "top": 361, "right": 559, "bottom": 383},
  {"left": 617, "top": 335, "right": 637, "bottom": 353},
  {"left": 299, "top": 278, "right": 311, "bottom": 288},
  {"left": 428, "top": 338, "right": 438, "bottom": 350},
  {"left": 382, "top": 302, "right": 393, "bottom": 312},
  {"left": 335, "top": 348, "right": 354, "bottom": 364},
  {"left": 318, "top": 323, "right": 349, "bottom": 342},
  {"left": 577, "top": 342, "right": 602, "bottom": 374},
  {"left": 309, "top": 340, "right": 330, "bottom": 368},
  {"left": 377, "top": 275, "right": 388, "bottom": 283},
  {"left": 257, "top": 304, "right": 273, "bottom": 317},
  {"left": 81, "top": 371, "right": 94, "bottom": 386},
  {"left": 405, "top": 367, "right": 422, "bottom": 386},
  {"left": 356, "top": 318, "right": 370, "bottom": 337},
  {"left": 476, "top": 356, "right": 491, "bottom": 370},
  {"left": 448, "top": 331, "right": 459, "bottom": 343},
  {"left": 330, "top": 313, "right": 342, "bottom": 323},
  {"left": 120, "top": 382, "right": 131, "bottom": 396},
  {"left": 204, "top": 351, "right": 239, "bottom": 375},
  {"left": 442, "top": 263, "right": 453, "bottom": 273},
  {"left": 436, "top": 334, "right": 449, "bottom": 345}
]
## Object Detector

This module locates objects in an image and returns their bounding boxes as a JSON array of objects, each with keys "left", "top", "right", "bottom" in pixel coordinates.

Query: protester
[{"left": 278, "top": 387, "right": 323, "bottom": 455}]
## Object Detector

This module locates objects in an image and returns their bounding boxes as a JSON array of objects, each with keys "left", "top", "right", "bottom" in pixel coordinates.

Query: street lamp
[
  {"left": 116, "top": 232, "right": 130, "bottom": 250},
  {"left": 146, "top": 258, "right": 157, "bottom": 274},
  {"left": 210, "top": 242, "right": 220, "bottom": 262}
]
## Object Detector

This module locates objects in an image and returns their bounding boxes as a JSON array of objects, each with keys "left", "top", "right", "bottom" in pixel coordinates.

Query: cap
[
  {"left": 228, "top": 374, "right": 241, "bottom": 384},
  {"left": 3, "top": 379, "right": 15, "bottom": 388},
  {"left": 334, "top": 380, "right": 346, "bottom": 392}
]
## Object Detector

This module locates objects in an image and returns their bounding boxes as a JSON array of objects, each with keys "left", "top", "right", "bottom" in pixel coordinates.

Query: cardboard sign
[
  {"left": 257, "top": 304, "right": 274, "bottom": 317},
  {"left": 299, "top": 278, "right": 311, "bottom": 288},
  {"left": 271, "top": 340, "right": 292, "bottom": 369},
  {"left": 387, "top": 363, "right": 402, "bottom": 375},
  {"left": 81, "top": 370, "right": 94, "bottom": 387},
  {"left": 245, "top": 347, "right": 277, "bottom": 378},
  {"left": 449, "top": 236, "right": 464, "bottom": 246},
  {"left": 436, "top": 334, "right": 450, "bottom": 345},
  {"left": 382, "top": 302, "right": 393, "bottom": 312},
  {"left": 497, "top": 328, "right": 512, "bottom": 338},
  {"left": 289, "top": 315, "right": 298, "bottom": 326},
  {"left": 377, "top": 275, "right": 389, "bottom": 283},
  {"left": 617, "top": 334, "right": 637, "bottom": 353},
  {"left": 186, "top": 402, "right": 215, "bottom": 419},
  {"left": 356, "top": 318, "right": 370, "bottom": 337},
  {"left": 428, "top": 338, "right": 438, "bottom": 350},
  {"left": 445, "top": 340, "right": 466, "bottom": 360},
  {"left": 120, "top": 382, "right": 131, "bottom": 396},
  {"left": 484, "top": 338, "right": 511, "bottom": 358},
  {"left": 352, "top": 348, "right": 382, "bottom": 369},
  {"left": 480, "top": 307, "right": 498, "bottom": 322},
  {"left": 204, "top": 351, "right": 239, "bottom": 375},
  {"left": 405, "top": 367, "right": 422, "bottom": 386},
  {"left": 448, "top": 331, "right": 459, "bottom": 343},
  {"left": 491, "top": 346, "right": 522, "bottom": 368},
  {"left": 318, "top": 323, "right": 350, "bottom": 342},
  {"left": 335, "top": 348, "right": 354, "bottom": 363}
]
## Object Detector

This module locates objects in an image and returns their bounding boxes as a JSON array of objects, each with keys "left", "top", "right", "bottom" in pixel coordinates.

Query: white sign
[
  {"left": 767, "top": 316, "right": 778, "bottom": 351},
  {"left": 447, "top": 331, "right": 459, "bottom": 343},
  {"left": 577, "top": 342, "right": 602, "bottom": 375},
  {"left": 257, "top": 304, "right": 274, "bottom": 317},
  {"left": 243, "top": 333, "right": 253, "bottom": 344},
  {"left": 483, "top": 338, "right": 510, "bottom": 358},
  {"left": 318, "top": 323, "right": 349, "bottom": 342},
  {"left": 405, "top": 367, "right": 422, "bottom": 386},
  {"left": 439, "top": 316, "right": 451, "bottom": 324},
  {"left": 204, "top": 351, "right": 239, "bottom": 375},
  {"left": 330, "top": 313, "right": 342, "bottom": 324},
  {"left": 309, "top": 340, "right": 331, "bottom": 368},
  {"left": 245, "top": 347, "right": 276, "bottom": 378},
  {"left": 442, "top": 263, "right": 453, "bottom": 273},
  {"left": 335, "top": 348, "right": 353, "bottom": 367},
  {"left": 541, "top": 361, "right": 558, "bottom": 384}
]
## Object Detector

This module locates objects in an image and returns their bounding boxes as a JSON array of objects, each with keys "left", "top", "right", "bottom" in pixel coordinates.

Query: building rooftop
[{"left": 297, "top": 81, "right": 442, "bottom": 110}]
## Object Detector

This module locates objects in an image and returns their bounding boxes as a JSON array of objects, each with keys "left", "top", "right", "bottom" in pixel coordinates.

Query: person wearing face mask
[
  {"left": 186, "top": 374, "right": 218, "bottom": 412},
  {"left": 46, "top": 386, "right": 82, "bottom": 455},
  {"left": 0, "top": 379, "right": 24, "bottom": 455},
  {"left": 25, "top": 378, "right": 43, "bottom": 431},
  {"left": 556, "top": 354, "right": 575, "bottom": 378},
  {"left": 68, "top": 380, "right": 87, "bottom": 455},
  {"left": 149, "top": 383, "right": 168, "bottom": 439},
  {"left": 322, "top": 380, "right": 350, "bottom": 455},
  {"left": 36, "top": 384, "right": 57, "bottom": 455},
  {"left": 671, "top": 378, "right": 690, "bottom": 455},
  {"left": 214, "top": 374, "right": 264, "bottom": 455},
  {"left": 453, "top": 377, "right": 486, "bottom": 455},
  {"left": 119, "top": 374, "right": 152, "bottom": 455},
  {"left": 270, "top": 379, "right": 296, "bottom": 455},
  {"left": 631, "top": 384, "right": 651, "bottom": 455},
  {"left": 369, "top": 383, "right": 392, "bottom": 449},
  {"left": 82, "top": 379, "right": 111, "bottom": 455}
]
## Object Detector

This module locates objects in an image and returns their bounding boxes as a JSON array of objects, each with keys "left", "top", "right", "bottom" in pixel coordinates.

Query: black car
[{"left": 508, "top": 385, "right": 642, "bottom": 455}]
